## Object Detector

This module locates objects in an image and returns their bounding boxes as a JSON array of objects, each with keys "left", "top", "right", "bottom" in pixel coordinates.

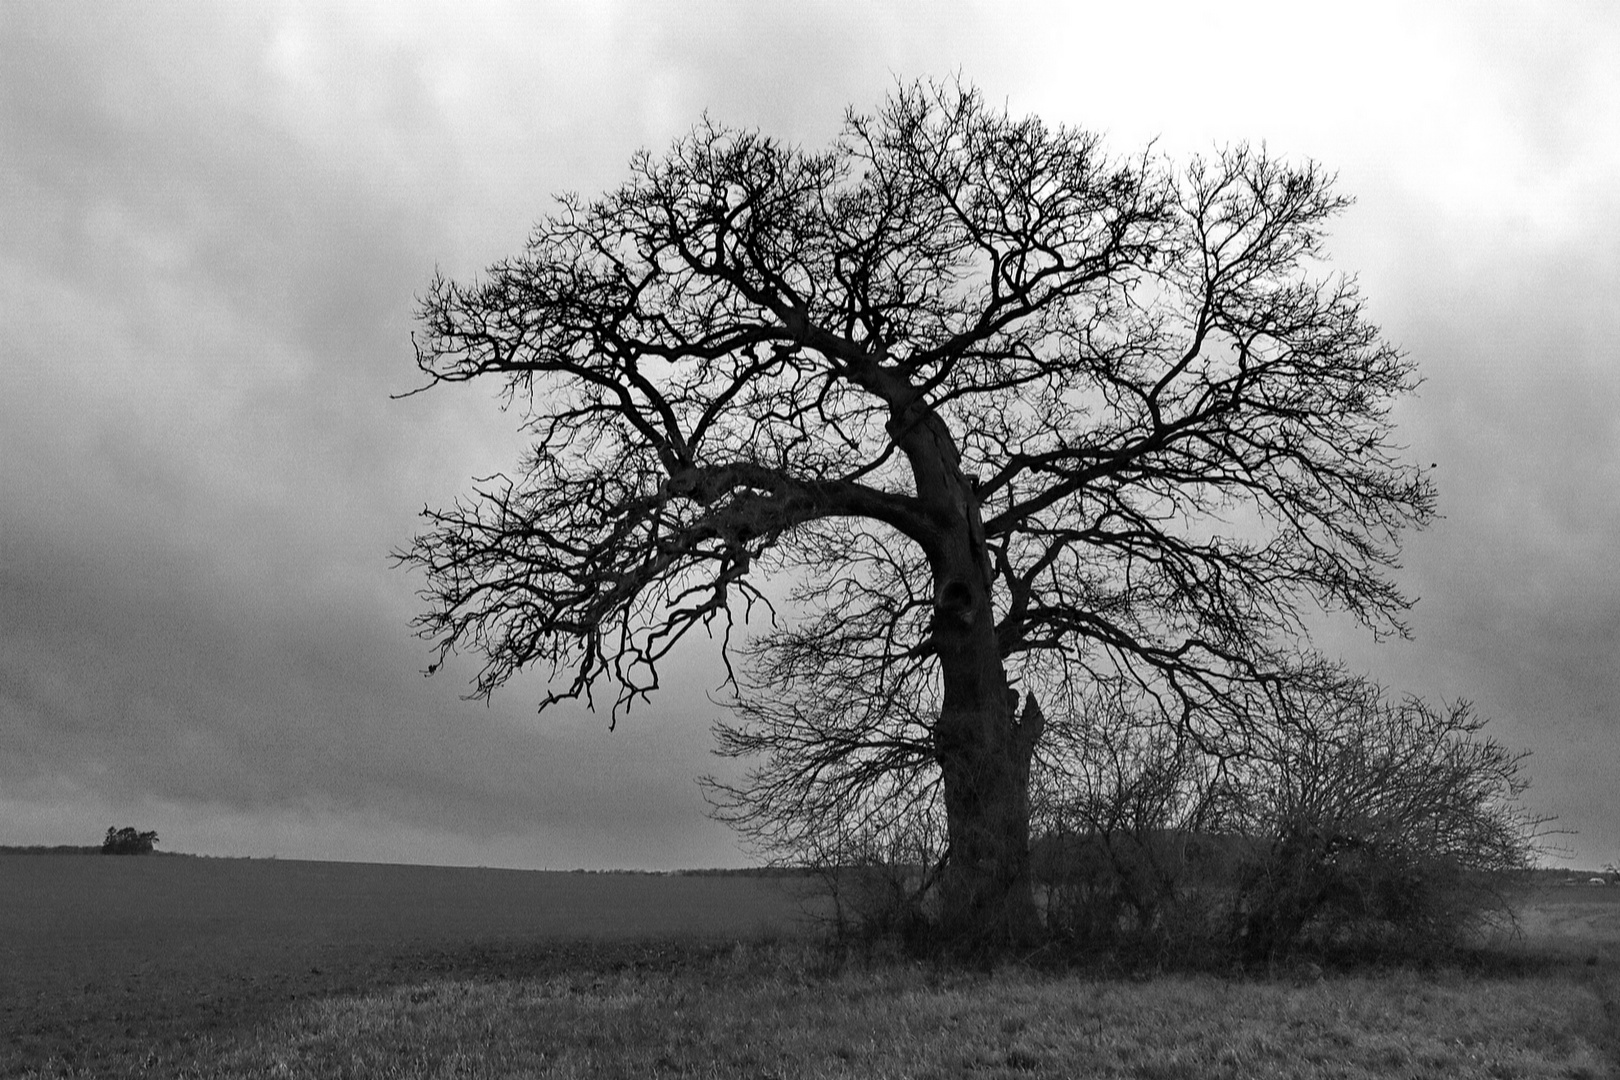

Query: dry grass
[
  {"left": 3, "top": 856, "right": 1617, "bottom": 1078},
  {"left": 189, "top": 948, "right": 1613, "bottom": 1079}
]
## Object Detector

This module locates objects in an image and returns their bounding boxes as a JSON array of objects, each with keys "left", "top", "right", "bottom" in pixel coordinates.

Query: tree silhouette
[
  {"left": 400, "top": 80, "right": 1433, "bottom": 942},
  {"left": 101, "top": 826, "right": 159, "bottom": 855}
]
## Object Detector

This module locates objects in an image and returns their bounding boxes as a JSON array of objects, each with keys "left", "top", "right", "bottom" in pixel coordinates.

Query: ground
[{"left": 2, "top": 855, "right": 1615, "bottom": 1078}]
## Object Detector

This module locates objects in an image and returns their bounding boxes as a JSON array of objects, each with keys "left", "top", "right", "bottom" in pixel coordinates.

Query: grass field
[{"left": 2, "top": 855, "right": 1616, "bottom": 1078}]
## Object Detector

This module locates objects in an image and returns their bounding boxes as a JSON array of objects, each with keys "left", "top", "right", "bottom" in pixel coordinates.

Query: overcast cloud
[{"left": 2, "top": 1, "right": 1616, "bottom": 869}]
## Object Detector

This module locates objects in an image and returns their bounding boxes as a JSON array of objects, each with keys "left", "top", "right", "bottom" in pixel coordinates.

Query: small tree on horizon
[
  {"left": 101, "top": 826, "right": 159, "bottom": 855},
  {"left": 400, "top": 79, "right": 1434, "bottom": 945}
]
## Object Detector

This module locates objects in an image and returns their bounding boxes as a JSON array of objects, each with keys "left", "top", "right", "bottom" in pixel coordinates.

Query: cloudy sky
[{"left": 3, "top": 2, "right": 1616, "bottom": 871}]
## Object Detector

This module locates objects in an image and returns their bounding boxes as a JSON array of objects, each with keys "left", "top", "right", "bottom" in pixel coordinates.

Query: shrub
[
  {"left": 1228, "top": 687, "right": 1545, "bottom": 961},
  {"left": 799, "top": 807, "right": 946, "bottom": 955},
  {"left": 1027, "top": 675, "right": 1547, "bottom": 966},
  {"left": 720, "top": 667, "right": 1546, "bottom": 966},
  {"left": 1027, "top": 692, "right": 1249, "bottom": 961}
]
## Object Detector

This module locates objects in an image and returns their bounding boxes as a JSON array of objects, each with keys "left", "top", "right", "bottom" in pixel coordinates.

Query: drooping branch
[{"left": 402, "top": 439, "right": 946, "bottom": 719}]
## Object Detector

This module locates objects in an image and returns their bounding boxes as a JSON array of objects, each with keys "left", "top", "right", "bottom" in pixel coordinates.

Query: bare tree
[{"left": 400, "top": 80, "right": 1433, "bottom": 943}]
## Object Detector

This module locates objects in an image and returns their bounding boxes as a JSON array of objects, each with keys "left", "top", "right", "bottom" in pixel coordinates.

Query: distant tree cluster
[{"left": 101, "top": 826, "right": 159, "bottom": 855}]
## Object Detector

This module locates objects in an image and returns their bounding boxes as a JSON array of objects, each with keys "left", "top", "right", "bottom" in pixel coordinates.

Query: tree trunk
[
  {"left": 933, "top": 675, "right": 1045, "bottom": 944},
  {"left": 891, "top": 404, "right": 1045, "bottom": 945},
  {"left": 927, "top": 522, "right": 1045, "bottom": 945}
]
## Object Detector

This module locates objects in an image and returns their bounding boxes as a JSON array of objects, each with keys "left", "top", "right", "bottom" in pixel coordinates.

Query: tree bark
[
  {"left": 893, "top": 406, "right": 1045, "bottom": 944},
  {"left": 935, "top": 693, "right": 1045, "bottom": 942}
]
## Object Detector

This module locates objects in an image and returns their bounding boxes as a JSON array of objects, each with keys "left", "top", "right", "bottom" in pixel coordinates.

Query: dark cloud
[
  {"left": 0, "top": 4, "right": 737, "bottom": 866},
  {"left": 0, "top": 508, "right": 734, "bottom": 864},
  {"left": 3, "top": 3, "right": 1616, "bottom": 869},
  {"left": 1310, "top": 173, "right": 1620, "bottom": 865}
]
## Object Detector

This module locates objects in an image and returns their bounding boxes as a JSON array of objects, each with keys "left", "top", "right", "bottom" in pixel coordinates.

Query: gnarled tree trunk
[
  {"left": 899, "top": 406, "right": 1045, "bottom": 943},
  {"left": 933, "top": 667, "right": 1045, "bottom": 943}
]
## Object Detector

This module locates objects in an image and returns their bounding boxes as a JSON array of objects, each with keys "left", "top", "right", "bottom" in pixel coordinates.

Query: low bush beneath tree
[{"left": 782, "top": 675, "right": 1548, "bottom": 967}]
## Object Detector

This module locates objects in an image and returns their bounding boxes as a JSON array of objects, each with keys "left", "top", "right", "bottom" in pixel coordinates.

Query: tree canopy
[{"left": 402, "top": 80, "right": 1437, "bottom": 941}]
